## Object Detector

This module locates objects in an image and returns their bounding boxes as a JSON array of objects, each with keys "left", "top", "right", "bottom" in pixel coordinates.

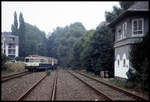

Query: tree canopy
[
  {"left": 47, "top": 22, "right": 87, "bottom": 67},
  {"left": 72, "top": 22, "right": 114, "bottom": 76},
  {"left": 11, "top": 12, "right": 48, "bottom": 58},
  {"left": 130, "top": 32, "right": 149, "bottom": 91},
  {"left": 105, "top": 1, "right": 135, "bottom": 23},
  {"left": 119, "top": 1, "right": 135, "bottom": 10},
  {"left": 11, "top": 11, "right": 18, "bottom": 36}
]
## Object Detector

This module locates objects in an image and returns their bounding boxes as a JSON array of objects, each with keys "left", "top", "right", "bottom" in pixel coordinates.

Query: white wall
[
  {"left": 16, "top": 45, "right": 19, "bottom": 57},
  {"left": 5, "top": 44, "right": 8, "bottom": 56},
  {"left": 115, "top": 53, "right": 129, "bottom": 79}
]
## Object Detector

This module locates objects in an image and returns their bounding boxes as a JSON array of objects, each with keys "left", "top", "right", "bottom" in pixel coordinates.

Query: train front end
[{"left": 24, "top": 57, "right": 40, "bottom": 71}]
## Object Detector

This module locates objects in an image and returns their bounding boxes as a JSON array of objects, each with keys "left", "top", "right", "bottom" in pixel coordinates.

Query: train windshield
[
  {"left": 25, "top": 59, "right": 29, "bottom": 62},
  {"left": 29, "top": 59, "right": 35, "bottom": 62},
  {"left": 25, "top": 58, "right": 37, "bottom": 62}
]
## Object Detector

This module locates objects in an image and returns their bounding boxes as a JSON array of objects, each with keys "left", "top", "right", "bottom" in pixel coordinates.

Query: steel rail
[
  {"left": 67, "top": 70, "right": 113, "bottom": 101},
  {"left": 75, "top": 71, "right": 149, "bottom": 101},
  {"left": 2, "top": 71, "right": 31, "bottom": 83},
  {"left": 50, "top": 70, "right": 58, "bottom": 101},
  {"left": 17, "top": 74, "right": 47, "bottom": 101},
  {"left": 2, "top": 71, "right": 27, "bottom": 79}
]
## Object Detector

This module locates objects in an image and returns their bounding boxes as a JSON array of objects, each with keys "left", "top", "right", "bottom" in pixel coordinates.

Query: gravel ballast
[
  {"left": 2, "top": 69, "right": 147, "bottom": 101},
  {"left": 56, "top": 69, "right": 105, "bottom": 101},
  {"left": 1, "top": 72, "right": 46, "bottom": 101},
  {"left": 71, "top": 71, "right": 136, "bottom": 101},
  {"left": 24, "top": 71, "right": 56, "bottom": 101},
  {"left": 78, "top": 71, "right": 149, "bottom": 100}
]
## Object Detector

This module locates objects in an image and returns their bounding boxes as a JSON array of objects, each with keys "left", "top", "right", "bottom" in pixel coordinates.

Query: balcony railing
[{"left": 8, "top": 53, "right": 16, "bottom": 55}]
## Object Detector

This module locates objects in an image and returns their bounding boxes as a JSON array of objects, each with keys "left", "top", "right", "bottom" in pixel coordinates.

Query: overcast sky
[{"left": 2, "top": 1, "right": 120, "bottom": 35}]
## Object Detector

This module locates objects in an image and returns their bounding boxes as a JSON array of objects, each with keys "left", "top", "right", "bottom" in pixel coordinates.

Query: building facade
[
  {"left": 1, "top": 32, "right": 19, "bottom": 59},
  {"left": 108, "top": 2, "right": 149, "bottom": 79}
]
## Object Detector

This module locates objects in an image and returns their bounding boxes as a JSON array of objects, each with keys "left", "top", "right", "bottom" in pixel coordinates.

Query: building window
[
  {"left": 13, "top": 50, "right": 15, "bottom": 54},
  {"left": 8, "top": 44, "right": 16, "bottom": 48},
  {"left": 117, "top": 26, "right": 122, "bottom": 40},
  {"left": 8, "top": 50, "right": 11, "bottom": 54},
  {"left": 8, "top": 49, "right": 15, "bottom": 54},
  {"left": 10, "top": 37, "right": 15, "bottom": 41},
  {"left": 8, "top": 44, "right": 11, "bottom": 48},
  {"left": 12, "top": 37, "right": 15, "bottom": 41},
  {"left": 4, "top": 50, "right": 6, "bottom": 54},
  {"left": 4, "top": 43, "right": 6, "bottom": 48},
  {"left": 122, "top": 22, "right": 127, "bottom": 38},
  {"left": 132, "top": 18, "right": 144, "bottom": 36}
]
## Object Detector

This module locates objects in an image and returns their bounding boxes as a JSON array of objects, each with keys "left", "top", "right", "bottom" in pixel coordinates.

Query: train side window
[
  {"left": 30, "top": 59, "right": 35, "bottom": 62},
  {"left": 40, "top": 59, "right": 45, "bottom": 62}
]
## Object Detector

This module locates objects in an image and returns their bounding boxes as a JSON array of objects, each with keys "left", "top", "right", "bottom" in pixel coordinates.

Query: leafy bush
[
  {"left": 129, "top": 32, "right": 149, "bottom": 91},
  {"left": 1, "top": 54, "right": 10, "bottom": 70},
  {"left": 46, "top": 70, "right": 51, "bottom": 76},
  {"left": 15, "top": 57, "right": 25, "bottom": 61},
  {"left": 3, "top": 62, "right": 25, "bottom": 73},
  {"left": 78, "top": 24, "right": 114, "bottom": 77}
]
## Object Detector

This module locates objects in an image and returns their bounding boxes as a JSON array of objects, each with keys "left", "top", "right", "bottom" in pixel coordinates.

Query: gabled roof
[
  {"left": 108, "top": 1, "right": 149, "bottom": 28},
  {"left": 128, "top": 1, "right": 149, "bottom": 11}
]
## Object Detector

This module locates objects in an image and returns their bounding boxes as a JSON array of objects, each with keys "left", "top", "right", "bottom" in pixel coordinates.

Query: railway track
[
  {"left": 74, "top": 71, "right": 149, "bottom": 101},
  {"left": 67, "top": 70, "right": 112, "bottom": 101},
  {"left": 17, "top": 70, "right": 58, "bottom": 101},
  {"left": 2, "top": 71, "right": 31, "bottom": 83},
  {"left": 17, "top": 73, "right": 47, "bottom": 101},
  {"left": 65, "top": 70, "right": 110, "bottom": 101},
  {"left": 50, "top": 70, "right": 58, "bottom": 101},
  {"left": 68, "top": 70, "right": 149, "bottom": 101}
]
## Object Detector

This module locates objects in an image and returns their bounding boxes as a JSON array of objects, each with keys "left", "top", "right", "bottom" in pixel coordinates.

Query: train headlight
[
  {"left": 25, "top": 63, "right": 39, "bottom": 66},
  {"left": 31, "top": 63, "right": 39, "bottom": 66},
  {"left": 25, "top": 63, "right": 30, "bottom": 66}
]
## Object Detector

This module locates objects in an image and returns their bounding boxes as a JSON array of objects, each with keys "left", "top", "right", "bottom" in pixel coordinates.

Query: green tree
[
  {"left": 76, "top": 30, "right": 94, "bottom": 70},
  {"left": 130, "top": 32, "right": 149, "bottom": 91},
  {"left": 11, "top": 11, "right": 18, "bottom": 35},
  {"left": 18, "top": 12, "right": 26, "bottom": 57},
  {"left": 18, "top": 13, "right": 48, "bottom": 57},
  {"left": 47, "top": 22, "right": 87, "bottom": 67},
  {"left": 119, "top": 1, "right": 135, "bottom": 10},
  {"left": 24, "top": 23, "right": 48, "bottom": 56},
  {"left": 105, "top": 2, "right": 135, "bottom": 23},
  {"left": 72, "top": 38, "right": 84, "bottom": 69},
  {"left": 1, "top": 54, "right": 10, "bottom": 67},
  {"left": 105, "top": 6, "right": 123, "bottom": 23},
  {"left": 78, "top": 22, "right": 114, "bottom": 76},
  {"left": 91, "top": 24, "right": 114, "bottom": 75}
]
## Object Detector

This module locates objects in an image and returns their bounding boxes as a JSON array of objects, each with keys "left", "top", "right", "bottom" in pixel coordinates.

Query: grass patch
[
  {"left": 76, "top": 69, "right": 100, "bottom": 78},
  {"left": 76, "top": 69, "right": 132, "bottom": 88},
  {"left": 106, "top": 78, "right": 136, "bottom": 89},
  {"left": 2, "top": 61, "right": 25, "bottom": 76},
  {"left": 46, "top": 69, "right": 51, "bottom": 76},
  {"left": 107, "top": 78, "right": 126, "bottom": 87},
  {"left": 75, "top": 69, "right": 148, "bottom": 94}
]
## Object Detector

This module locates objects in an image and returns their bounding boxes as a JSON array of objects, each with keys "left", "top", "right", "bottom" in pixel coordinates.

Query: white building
[
  {"left": 1, "top": 32, "right": 19, "bottom": 59},
  {"left": 108, "top": 2, "right": 149, "bottom": 79}
]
